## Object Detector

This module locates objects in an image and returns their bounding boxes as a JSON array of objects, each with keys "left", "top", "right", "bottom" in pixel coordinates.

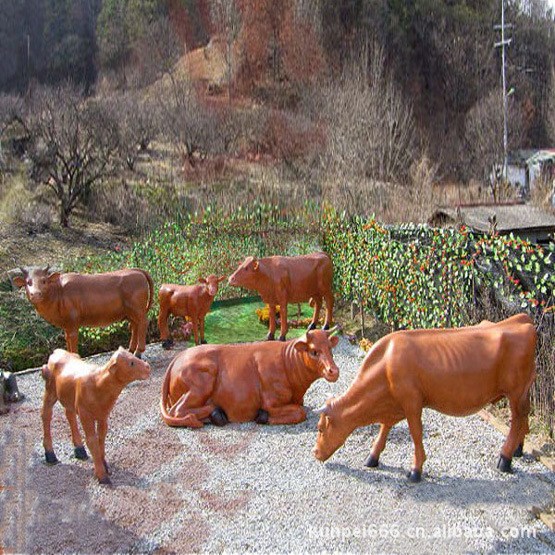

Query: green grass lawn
[{"left": 202, "top": 300, "right": 316, "bottom": 344}]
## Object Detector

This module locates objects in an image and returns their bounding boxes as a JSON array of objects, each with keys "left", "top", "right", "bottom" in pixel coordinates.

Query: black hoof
[
  {"left": 104, "top": 460, "right": 112, "bottom": 475},
  {"left": 210, "top": 407, "right": 229, "bottom": 427},
  {"left": 162, "top": 339, "right": 174, "bottom": 350},
  {"left": 74, "top": 446, "right": 88, "bottom": 460},
  {"left": 45, "top": 450, "right": 59, "bottom": 465},
  {"left": 323, "top": 324, "right": 330, "bottom": 331},
  {"left": 200, "top": 339, "right": 208, "bottom": 345},
  {"left": 99, "top": 475, "right": 112, "bottom": 486},
  {"left": 266, "top": 333, "right": 275, "bottom": 341},
  {"left": 364, "top": 454, "right": 379, "bottom": 468},
  {"left": 278, "top": 335, "right": 287, "bottom": 342},
  {"left": 497, "top": 454, "right": 513, "bottom": 473},
  {"left": 134, "top": 352, "right": 142, "bottom": 359},
  {"left": 513, "top": 443, "right": 524, "bottom": 458},
  {"left": 407, "top": 469, "right": 422, "bottom": 483},
  {"left": 255, "top": 409, "right": 269, "bottom": 425},
  {"left": 307, "top": 323, "right": 317, "bottom": 331}
]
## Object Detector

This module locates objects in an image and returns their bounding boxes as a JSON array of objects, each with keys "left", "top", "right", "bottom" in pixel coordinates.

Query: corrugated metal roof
[{"left": 429, "top": 203, "right": 555, "bottom": 233}]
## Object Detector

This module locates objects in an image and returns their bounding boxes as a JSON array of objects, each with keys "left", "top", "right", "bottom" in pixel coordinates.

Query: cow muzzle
[
  {"left": 322, "top": 364, "right": 339, "bottom": 383},
  {"left": 312, "top": 446, "right": 331, "bottom": 462}
]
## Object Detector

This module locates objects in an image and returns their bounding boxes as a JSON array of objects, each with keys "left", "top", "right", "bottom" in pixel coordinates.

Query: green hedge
[{"left": 322, "top": 205, "right": 555, "bottom": 329}]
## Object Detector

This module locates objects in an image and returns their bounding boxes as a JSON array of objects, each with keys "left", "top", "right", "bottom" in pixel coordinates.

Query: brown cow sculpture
[
  {"left": 41, "top": 347, "right": 151, "bottom": 484},
  {"left": 13, "top": 267, "right": 154, "bottom": 357},
  {"left": 228, "top": 253, "right": 334, "bottom": 341},
  {"left": 313, "top": 314, "right": 537, "bottom": 483},
  {"left": 158, "top": 274, "right": 226, "bottom": 348},
  {"left": 160, "top": 328, "right": 340, "bottom": 428}
]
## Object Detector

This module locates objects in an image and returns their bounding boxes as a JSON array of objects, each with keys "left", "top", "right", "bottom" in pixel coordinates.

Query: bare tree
[
  {"left": 28, "top": 85, "right": 120, "bottom": 227},
  {"left": 464, "top": 87, "right": 525, "bottom": 200},
  {"left": 110, "top": 91, "right": 157, "bottom": 171},
  {"left": 314, "top": 45, "right": 418, "bottom": 183}
]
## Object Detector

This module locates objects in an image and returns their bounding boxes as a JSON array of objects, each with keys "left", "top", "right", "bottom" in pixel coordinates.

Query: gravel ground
[{"left": 1, "top": 338, "right": 554, "bottom": 554}]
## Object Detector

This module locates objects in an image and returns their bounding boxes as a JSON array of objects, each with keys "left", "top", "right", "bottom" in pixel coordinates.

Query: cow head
[
  {"left": 312, "top": 399, "right": 349, "bottom": 462},
  {"left": 12, "top": 266, "right": 61, "bottom": 305},
  {"left": 228, "top": 256, "right": 259, "bottom": 289},
  {"left": 109, "top": 347, "right": 151, "bottom": 383},
  {"left": 199, "top": 274, "right": 226, "bottom": 297},
  {"left": 293, "top": 328, "right": 340, "bottom": 382}
]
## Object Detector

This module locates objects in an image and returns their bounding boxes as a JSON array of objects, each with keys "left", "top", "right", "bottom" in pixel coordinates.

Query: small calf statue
[
  {"left": 158, "top": 274, "right": 226, "bottom": 348},
  {"left": 13, "top": 267, "right": 154, "bottom": 357},
  {"left": 161, "top": 328, "right": 340, "bottom": 428},
  {"left": 228, "top": 253, "right": 334, "bottom": 341},
  {"left": 41, "top": 347, "right": 151, "bottom": 484},
  {"left": 313, "top": 314, "right": 537, "bottom": 482}
]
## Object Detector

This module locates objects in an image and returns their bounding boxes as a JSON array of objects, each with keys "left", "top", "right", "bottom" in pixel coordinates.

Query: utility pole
[{"left": 494, "top": 0, "right": 513, "bottom": 180}]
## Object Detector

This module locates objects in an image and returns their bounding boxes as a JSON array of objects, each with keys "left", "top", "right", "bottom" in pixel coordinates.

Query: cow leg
[
  {"left": 267, "top": 304, "right": 277, "bottom": 340},
  {"left": 308, "top": 297, "right": 322, "bottom": 331},
  {"left": 168, "top": 391, "right": 216, "bottom": 428},
  {"left": 266, "top": 404, "right": 306, "bottom": 425},
  {"left": 79, "top": 411, "right": 109, "bottom": 484},
  {"left": 278, "top": 303, "right": 288, "bottom": 341},
  {"left": 200, "top": 318, "right": 207, "bottom": 344},
  {"left": 65, "top": 408, "right": 88, "bottom": 460},
  {"left": 406, "top": 409, "right": 426, "bottom": 482},
  {"left": 136, "top": 315, "right": 148, "bottom": 355},
  {"left": 158, "top": 303, "right": 173, "bottom": 348},
  {"left": 499, "top": 394, "right": 530, "bottom": 472},
  {"left": 64, "top": 328, "right": 79, "bottom": 353},
  {"left": 97, "top": 419, "right": 111, "bottom": 475},
  {"left": 364, "top": 422, "right": 396, "bottom": 468},
  {"left": 42, "top": 389, "right": 59, "bottom": 464},
  {"left": 190, "top": 318, "right": 200, "bottom": 346},
  {"left": 323, "top": 292, "right": 334, "bottom": 330}
]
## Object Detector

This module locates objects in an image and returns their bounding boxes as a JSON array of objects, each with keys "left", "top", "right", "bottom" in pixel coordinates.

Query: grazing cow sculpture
[
  {"left": 158, "top": 274, "right": 226, "bottom": 348},
  {"left": 228, "top": 253, "right": 334, "bottom": 341},
  {"left": 160, "top": 328, "right": 340, "bottom": 428},
  {"left": 41, "top": 347, "right": 151, "bottom": 484},
  {"left": 13, "top": 267, "right": 154, "bottom": 357},
  {"left": 313, "top": 314, "right": 536, "bottom": 482}
]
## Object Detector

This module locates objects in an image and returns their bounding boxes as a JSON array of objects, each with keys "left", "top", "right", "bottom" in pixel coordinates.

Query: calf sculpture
[
  {"left": 161, "top": 329, "right": 340, "bottom": 428},
  {"left": 41, "top": 347, "right": 150, "bottom": 484},
  {"left": 13, "top": 267, "right": 154, "bottom": 357},
  {"left": 228, "top": 253, "right": 334, "bottom": 341},
  {"left": 313, "top": 314, "right": 537, "bottom": 482},
  {"left": 158, "top": 274, "right": 225, "bottom": 348}
]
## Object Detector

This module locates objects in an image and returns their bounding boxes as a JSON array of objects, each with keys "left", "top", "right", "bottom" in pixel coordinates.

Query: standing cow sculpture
[
  {"left": 313, "top": 314, "right": 537, "bottom": 482},
  {"left": 228, "top": 253, "right": 334, "bottom": 341},
  {"left": 0, "top": 370, "right": 24, "bottom": 415},
  {"left": 41, "top": 347, "right": 151, "bottom": 484},
  {"left": 158, "top": 274, "right": 226, "bottom": 348},
  {"left": 161, "top": 328, "right": 340, "bottom": 428},
  {"left": 13, "top": 267, "right": 154, "bottom": 357}
]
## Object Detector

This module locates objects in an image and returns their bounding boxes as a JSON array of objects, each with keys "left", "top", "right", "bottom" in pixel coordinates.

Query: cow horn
[
  {"left": 44, "top": 264, "right": 51, "bottom": 275},
  {"left": 326, "top": 325, "right": 341, "bottom": 338},
  {"left": 19, "top": 266, "right": 28, "bottom": 277}
]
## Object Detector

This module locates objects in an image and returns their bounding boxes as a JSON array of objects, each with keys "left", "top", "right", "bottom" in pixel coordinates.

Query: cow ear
[
  {"left": 329, "top": 336, "right": 339, "bottom": 348},
  {"left": 12, "top": 276, "right": 25, "bottom": 288},
  {"left": 294, "top": 339, "right": 309, "bottom": 353},
  {"left": 217, "top": 276, "right": 226, "bottom": 283},
  {"left": 47, "top": 272, "right": 61, "bottom": 283},
  {"left": 252, "top": 259, "right": 259, "bottom": 271},
  {"left": 198, "top": 277, "right": 207, "bottom": 284}
]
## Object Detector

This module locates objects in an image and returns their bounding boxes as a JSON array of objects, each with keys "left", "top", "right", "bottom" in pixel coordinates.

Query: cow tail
[{"left": 136, "top": 269, "right": 155, "bottom": 312}]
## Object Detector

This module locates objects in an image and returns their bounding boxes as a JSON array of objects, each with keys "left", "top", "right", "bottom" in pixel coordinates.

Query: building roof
[
  {"left": 508, "top": 149, "right": 555, "bottom": 167},
  {"left": 429, "top": 203, "right": 555, "bottom": 233}
]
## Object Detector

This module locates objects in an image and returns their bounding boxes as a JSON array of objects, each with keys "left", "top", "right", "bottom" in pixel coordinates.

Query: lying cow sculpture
[
  {"left": 160, "top": 328, "right": 340, "bottom": 428},
  {"left": 13, "top": 267, "right": 154, "bottom": 357},
  {"left": 158, "top": 274, "right": 226, "bottom": 348},
  {"left": 228, "top": 253, "right": 334, "bottom": 341},
  {"left": 41, "top": 347, "right": 151, "bottom": 484},
  {"left": 313, "top": 314, "right": 536, "bottom": 482}
]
